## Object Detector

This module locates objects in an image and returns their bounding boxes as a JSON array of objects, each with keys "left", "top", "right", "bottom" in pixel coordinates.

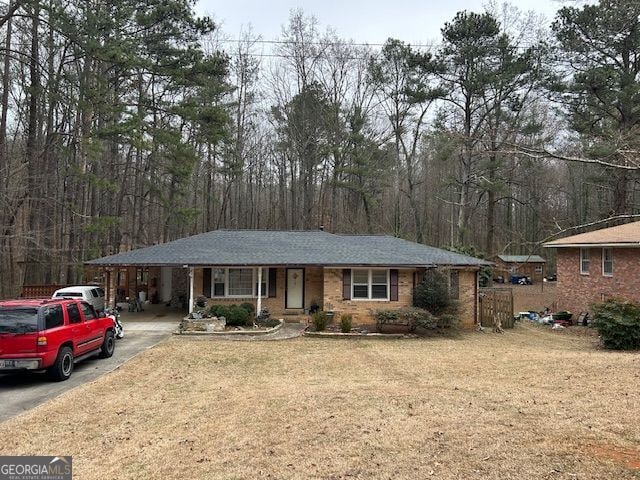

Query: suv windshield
[{"left": 0, "top": 307, "right": 39, "bottom": 333}]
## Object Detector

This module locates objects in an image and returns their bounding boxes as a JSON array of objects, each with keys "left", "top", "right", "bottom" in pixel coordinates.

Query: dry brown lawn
[{"left": 1, "top": 324, "right": 639, "bottom": 479}]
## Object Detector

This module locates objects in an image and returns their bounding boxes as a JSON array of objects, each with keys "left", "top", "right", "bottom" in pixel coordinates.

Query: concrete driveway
[{"left": 0, "top": 320, "right": 177, "bottom": 423}]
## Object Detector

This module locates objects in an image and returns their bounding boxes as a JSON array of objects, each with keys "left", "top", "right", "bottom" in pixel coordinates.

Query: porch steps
[{"left": 280, "top": 311, "right": 309, "bottom": 324}]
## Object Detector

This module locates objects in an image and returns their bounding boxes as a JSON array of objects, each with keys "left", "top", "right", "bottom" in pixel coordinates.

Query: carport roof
[{"left": 85, "top": 230, "right": 490, "bottom": 268}]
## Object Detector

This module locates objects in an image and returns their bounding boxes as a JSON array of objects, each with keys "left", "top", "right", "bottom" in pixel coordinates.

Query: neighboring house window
[
  {"left": 352, "top": 269, "right": 389, "bottom": 300},
  {"left": 602, "top": 248, "right": 613, "bottom": 276},
  {"left": 210, "top": 268, "right": 269, "bottom": 298},
  {"left": 580, "top": 248, "right": 590, "bottom": 274},
  {"left": 449, "top": 271, "right": 459, "bottom": 299},
  {"left": 535, "top": 266, "right": 543, "bottom": 274}
]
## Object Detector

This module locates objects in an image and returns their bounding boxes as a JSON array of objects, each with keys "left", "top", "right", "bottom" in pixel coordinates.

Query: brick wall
[
  {"left": 556, "top": 247, "right": 640, "bottom": 315},
  {"left": 322, "top": 268, "right": 413, "bottom": 325},
  {"left": 457, "top": 269, "right": 477, "bottom": 329}
]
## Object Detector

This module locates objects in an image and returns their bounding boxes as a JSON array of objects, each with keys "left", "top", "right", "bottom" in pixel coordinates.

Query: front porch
[{"left": 193, "top": 266, "right": 325, "bottom": 318}]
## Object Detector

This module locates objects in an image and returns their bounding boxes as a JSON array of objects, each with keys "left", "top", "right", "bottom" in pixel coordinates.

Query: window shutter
[
  {"left": 342, "top": 269, "right": 351, "bottom": 300},
  {"left": 203, "top": 268, "right": 212, "bottom": 298},
  {"left": 390, "top": 269, "right": 399, "bottom": 301},
  {"left": 268, "top": 268, "right": 277, "bottom": 297}
]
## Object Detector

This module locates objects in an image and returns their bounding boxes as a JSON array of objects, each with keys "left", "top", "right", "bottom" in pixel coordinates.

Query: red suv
[{"left": 0, "top": 298, "right": 116, "bottom": 381}]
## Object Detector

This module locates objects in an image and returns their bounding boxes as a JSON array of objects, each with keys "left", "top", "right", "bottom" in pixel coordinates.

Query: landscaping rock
[{"left": 207, "top": 318, "right": 226, "bottom": 332}]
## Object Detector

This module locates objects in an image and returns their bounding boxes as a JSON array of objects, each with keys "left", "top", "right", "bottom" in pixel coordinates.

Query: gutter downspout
[
  {"left": 256, "top": 267, "right": 262, "bottom": 318},
  {"left": 188, "top": 267, "right": 194, "bottom": 313}
]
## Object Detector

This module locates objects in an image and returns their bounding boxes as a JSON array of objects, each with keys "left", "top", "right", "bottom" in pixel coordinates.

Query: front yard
[{"left": 0, "top": 324, "right": 638, "bottom": 479}]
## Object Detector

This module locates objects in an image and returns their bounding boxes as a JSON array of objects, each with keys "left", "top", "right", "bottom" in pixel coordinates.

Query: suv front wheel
[
  {"left": 48, "top": 346, "right": 74, "bottom": 382},
  {"left": 99, "top": 330, "right": 115, "bottom": 358}
]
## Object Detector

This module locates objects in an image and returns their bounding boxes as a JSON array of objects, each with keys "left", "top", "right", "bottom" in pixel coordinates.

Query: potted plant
[{"left": 195, "top": 295, "right": 208, "bottom": 308}]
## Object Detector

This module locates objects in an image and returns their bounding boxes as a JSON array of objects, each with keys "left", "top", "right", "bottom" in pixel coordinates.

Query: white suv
[{"left": 52, "top": 286, "right": 105, "bottom": 312}]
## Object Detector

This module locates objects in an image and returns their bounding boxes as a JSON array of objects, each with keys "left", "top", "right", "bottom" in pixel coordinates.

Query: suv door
[
  {"left": 65, "top": 302, "right": 89, "bottom": 355},
  {"left": 78, "top": 302, "right": 104, "bottom": 353}
]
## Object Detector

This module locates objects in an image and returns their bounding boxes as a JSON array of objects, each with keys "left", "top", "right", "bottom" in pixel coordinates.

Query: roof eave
[
  {"left": 544, "top": 242, "right": 640, "bottom": 248},
  {"left": 85, "top": 261, "right": 489, "bottom": 268}
]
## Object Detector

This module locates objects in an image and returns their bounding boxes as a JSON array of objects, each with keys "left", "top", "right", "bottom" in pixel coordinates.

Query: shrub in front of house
[
  {"left": 375, "top": 307, "right": 435, "bottom": 332},
  {"left": 312, "top": 311, "right": 329, "bottom": 331},
  {"left": 239, "top": 302, "right": 255, "bottom": 315},
  {"left": 413, "top": 270, "right": 453, "bottom": 315},
  {"left": 208, "top": 304, "right": 227, "bottom": 318},
  {"left": 257, "top": 317, "right": 280, "bottom": 328},
  {"left": 207, "top": 304, "right": 251, "bottom": 327},
  {"left": 340, "top": 314, "right": 352, "bottom": 333},
  {"left": 592, "top": 299, "right": 640, "bottom": 350}
]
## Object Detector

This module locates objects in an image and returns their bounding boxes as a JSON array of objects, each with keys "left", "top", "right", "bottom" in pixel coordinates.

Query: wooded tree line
[{"left": 0, "top": 0, "right": 639, "bottom": 297}]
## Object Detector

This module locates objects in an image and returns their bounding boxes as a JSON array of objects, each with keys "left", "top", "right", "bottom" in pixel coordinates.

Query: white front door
[{"left": 286, "top": 268, "right": 304, "bottom": 309}]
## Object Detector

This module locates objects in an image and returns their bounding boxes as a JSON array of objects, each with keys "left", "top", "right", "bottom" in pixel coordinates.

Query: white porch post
[
  {"left": 256, "top": 267, "right": 262, "bottom": 318},
  {"left": 188, "top": 267, "right": 194, "bottom": 313}
]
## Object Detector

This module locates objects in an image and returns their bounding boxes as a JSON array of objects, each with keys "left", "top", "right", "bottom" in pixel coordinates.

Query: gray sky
[{"left": 196, "top": 0, "right": 566, "bottom": 46}]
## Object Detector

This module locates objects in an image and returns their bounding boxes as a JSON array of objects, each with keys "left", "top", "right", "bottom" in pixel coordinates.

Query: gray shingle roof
[
  {"left": 496, "top": 255, "right": 546, "bottom": 263},
  {"left": 85, "top": 230, "right": 491, "bottom": 267}
]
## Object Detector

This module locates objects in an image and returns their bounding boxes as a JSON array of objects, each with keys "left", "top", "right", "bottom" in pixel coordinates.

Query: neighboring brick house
[
  {"left": 493, "top": 254, "right": 546, "bottom": 283},
  {"left": 544, "top": 221, "right": 640, "bottom": 316},
  {"left": 86, "top": 230, "right": 490, "bottom": 328}
]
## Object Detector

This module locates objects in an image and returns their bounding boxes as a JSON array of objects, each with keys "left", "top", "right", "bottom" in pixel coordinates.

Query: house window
[
  {"left": 602, "top": 248, "right": 613, "bottom": 276},
  {"left": 580, "top": 248, "right": 590, "bottom": 274},
  {"left": 352, "top": 269, "right": 389, "bottom": 300},
  {"left": 352, "top": 270, "right": 370, "bottom": 299},
  {"left": 535, "top": 265, "right": 543, "bottom": 274},
  {"left": 212, "top": 269, "right": 225, "bottom": 297},
  {"left": 210, "top": 268, "right": 269, "bottom": 298},
  {"left": 371, "top": 270, "right": 389, "bottom": 299},
  {"left": 449, "top": 271, "right": 459, "bottom": 300},
  {"left": 228, "top": 268, "right": 254, "bottom": 296}
]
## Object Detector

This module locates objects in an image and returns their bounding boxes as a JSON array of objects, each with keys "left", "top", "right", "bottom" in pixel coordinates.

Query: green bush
[
  {"left": 257, "top": 318, "right": 280, "bottom": 328},
  {"left": 226, "top": 305, "right": 251, "bottom": 326},
  {"left": 312, "top": 311, "right": 329, "bottom": 331},
  {"left": 208, "top": 304, "right": 228, "bottom": 318},
  {"left": 413, "top": 270, "right": 452, "bottom": 315},
  {"left": 207, "top": 304, "right": 251, "bottom": 326},
  {"left": 340, "top": 314, "right": 352, "bottom": 333},
  {"left": 592, "top": 299, "right": 640, "bottom": 350},
  {"left": 375, "top": 307, "right": 436, "bottom": 332},
  {"left": 239, "top": 302, "right": 255, "bottom": 315},
  {"left": 436, "top": 313, "right": 458, "bottom": 329}
]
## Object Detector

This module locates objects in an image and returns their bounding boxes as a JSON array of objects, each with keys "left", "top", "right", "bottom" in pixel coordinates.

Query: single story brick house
[
  {"left": 544, "top": 221, "right": 640, "bottom": 316},
  {"left": 86, "top": 230, "right": 490, "bottom": 327},
  {"left": 493, "top": 254, "right": 546, "bottom": 283}
]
